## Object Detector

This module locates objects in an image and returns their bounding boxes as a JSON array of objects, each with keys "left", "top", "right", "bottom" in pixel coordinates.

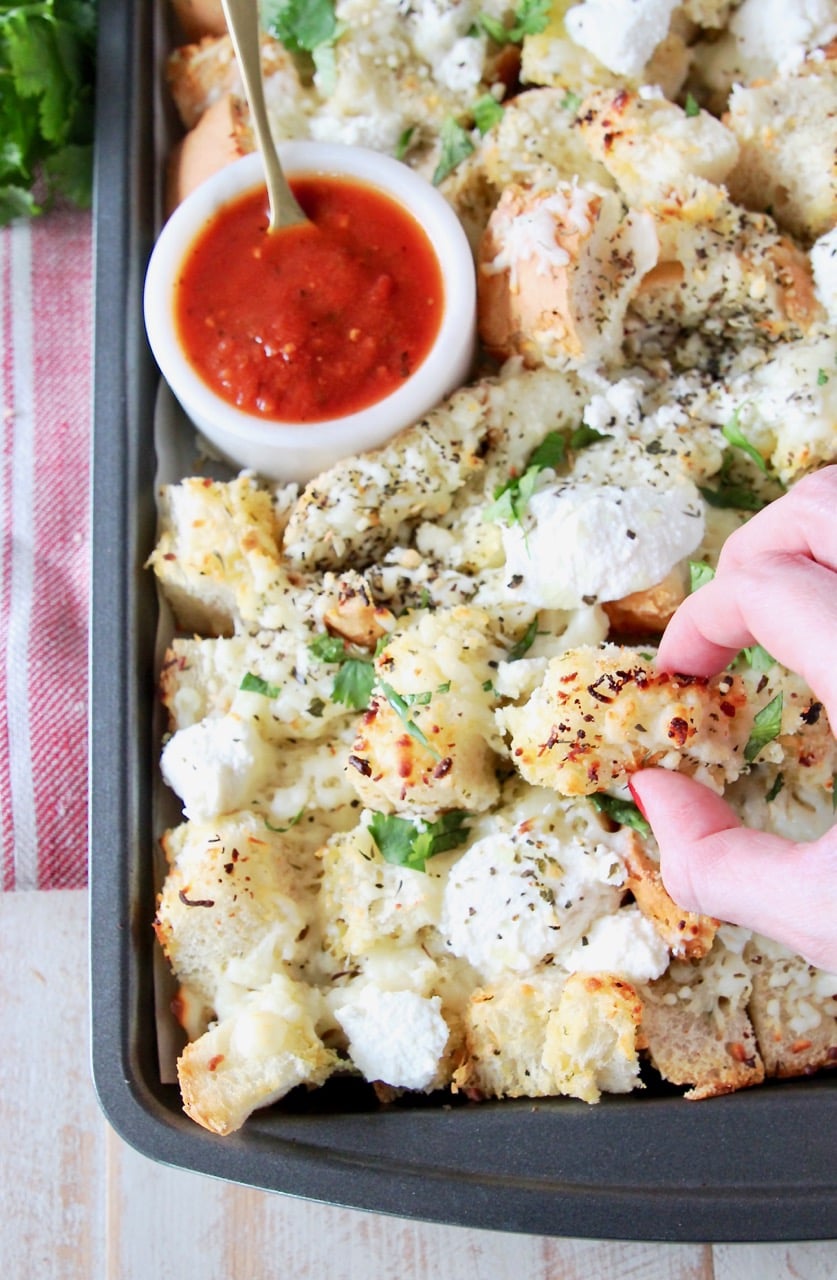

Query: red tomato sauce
[{"left": 175, "top": 175, "right": 444, "bottom": 422}]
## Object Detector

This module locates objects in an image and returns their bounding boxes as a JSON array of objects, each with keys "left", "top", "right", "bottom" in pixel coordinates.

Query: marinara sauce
[{"left": 175, "top": 174, "right": 444, "bottom": 422}]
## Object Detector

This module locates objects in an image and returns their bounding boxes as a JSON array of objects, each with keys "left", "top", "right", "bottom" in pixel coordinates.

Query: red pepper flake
[
  {"left": 432, "top": 756, "right": 453, "bottom": 778},
  {"left": 667, "top": 716, "right": 690, "bottom": 746},
  {"left": 348, "top": 754, "right": 372, "bottom": 776},
  {"left": 208, "top": 1054, "right": 225, "bottom": 1072},
  {"left": 719, "top": 701, "right": 736, "bottom": 718}
]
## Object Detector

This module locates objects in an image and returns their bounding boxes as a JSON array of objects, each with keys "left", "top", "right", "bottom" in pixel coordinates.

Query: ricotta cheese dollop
[
  {"left": 501, "top": 480, "right": 704, "bottom": 610},
  {"left": 160, "top": 714, "right": 274, "bottom": 822},
  {"left": 335, "top": 985, "right": 450, "bottom": 1090}
]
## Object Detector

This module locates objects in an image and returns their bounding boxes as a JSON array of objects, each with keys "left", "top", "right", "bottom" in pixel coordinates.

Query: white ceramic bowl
[{"left": 143, "top": 143, "right": 477, "bottom": 483}]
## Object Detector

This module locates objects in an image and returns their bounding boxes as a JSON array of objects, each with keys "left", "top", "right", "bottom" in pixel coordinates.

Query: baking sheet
[{"left": 88, "top": 0, "right": 837, "bottom": 1241}]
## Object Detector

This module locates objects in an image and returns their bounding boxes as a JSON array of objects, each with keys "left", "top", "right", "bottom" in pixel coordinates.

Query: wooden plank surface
[{"left": 2, "top": 890, "right": 835, "bottom": 1280}]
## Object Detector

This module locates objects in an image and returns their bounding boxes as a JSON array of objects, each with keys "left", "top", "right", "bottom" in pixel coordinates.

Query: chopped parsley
[
  {"left": 722, "top": 404, "right": 770, "bottom": 475},
  {"left": 684, "top": 92, "right": 700, "bottom": 118},
  {"left": 368, "top": 810, "right": 470, "bottom": 871},
  {"left": 265, "top": 808, "right": 304, "bottom": 833},
  {"left": 484, "top": 426, "right": 607, "bottom": 527},
  {"left": 560, "top": 89, "right": 582, "bottom": 113},
  {"left": 589, "top": 792, "right": 651, "bottom": 838},
  {"left": 817, "top": 368, "right": 829, "bottom": 386},
  {"left": 740, "top": 643, "right": 776, "bottom": 671},
  {"left": 744, "top": 692, "right": 784, "bottom": 763},
  {"left": 308, "top": 632, "right": 375, "bottom": 710},
  {"left": 433, "top": 116, "right": 475, "bottom": 185},
  {"left": 477, "top": 0, "right": 550, "bottom": 44},
  {"left": 508, "top": 615, "right": 539, "bottom": 661},
  {"left": 0, "top": 0, "right": 98, "bottom": 224},
  {"left": 688, "top": 560, "right": 715, "bottom": 592},
  {"left": 765, "top": 772, "right": 784, "bottom": 803},
  {"left": 395, "top": 125, "right": 416, "bottom": 160},
  {"left": 378, "top": 679, "right": 440, "bottom": 757},
  {"left": 263, "top": 0, "right": 341, "bottom": 90},
  {"left": 239, "top": 672, "right": 281, "bottom": 698},
  {"left": 472, "top": 93, "right": 504, "bottom": 134}
]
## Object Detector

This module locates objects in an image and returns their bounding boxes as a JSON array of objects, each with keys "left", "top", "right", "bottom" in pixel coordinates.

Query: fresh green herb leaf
[
  {"left": 265, "top": 807, "right": 304, "bottom": 833},
  {"left": 569, "top": 423, "right": 609, "bottom": 450},
  {"left": 528, "top": 429, "right": 567, "bottom": 471},
  {"left": 240, "top": 672, "right": 281, "bottom": 698},
  {"left": 684, "top": 92, "right": 700, "bottom": 117},
  {"left": 817, "top": 367, "right": 829, "bottom": 386},
  {"left": 307, "top": 696, "right": 326, "bottom": 718},
  {"left": 395, "top": 125, "right": 416, "bottom": 160},
  {"left": 722, "top": 405, "right": 769, "bottom": 475},
  {"left": 368, "top": 810, "right": 471, "bottom": 871},
  {"left": 472, "top": 93, "right": 504, "bottom": 134},
  {"left": 698, "top": 478, "right": 767, "bottom": 512},
  {"left": 741, "top": 643, "right": 776, "bottom": 671},
  {"left": 482, "top": 678, "right": 495, "bottom": 693},
  {"left": 263, "top": 0, "right": 337, "bottom": 52},
  {"left": 765, "top": 772, "right": 784, "bottom": 803},
  {"left": 689, "top": 560, "right": 715, "bottom": 592},
  {"left": 589, "top": 792, "right": 651, "bottom": 838},
  {"left": 744, "top": 692, "right": 784, "bottom": 763},
  {"left": 308, "top": 632, "right": 376, "bottom": 709},
  {"left": 478, "top": 0, "right": 550, "bottom": 44},
  {"left": 308, "top": 632, "right": 349, "bottom": 664},
  {"left": 378, "top": 680, "right": 440, "bottom": 757},
  {"left": 508, "top": 615, "right": 539, "bottom": 661},
  {"left": 560, "top": 89, "right": 582, "bottom": 113},
  {"left": 0, "top": 0, "right": 98, "bottom": 224},
  {"left": 433, "top": 116, "right": 474, "bottom": 185},
  {"left": 333, "top": 657, "right": 376, "bottom": 710}
]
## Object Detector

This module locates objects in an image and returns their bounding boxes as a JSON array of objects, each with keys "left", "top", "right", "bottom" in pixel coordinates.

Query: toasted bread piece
[
  {"left": 477, "top": 180, "right": 657, "bottom": 368},
  {"left": 724, "top": 56, "right": 837, "bottom": 245},
  {"left": 155, "top": 812, "right": 317, "bottom": 1010},
  {"left": 147, "top": 474, "right": 300, "bottom": 635},
  {"left": 453, "top": 969, "right": 643, "bottom": 1102},
  {"left": 602, "top": 565, "right": 688, "bottom": 636},
  {"left": 576, "top": 87, "right": 739, "bottom": 205},
  {"left": 178, "top": 974, "right": 337, "bottom": 1135},
  {"left": 622, "top": 832, "right": 719, "bottom": 959},
  {"left": 171, "top": 0, "right": 226, "bottom": 42},
  {"left": 500, "top": 643, "right": 758, "bottom": 797},
  {"left": 745, "top": 935, "right": 837, "bottom": 1078},
  {"left": 640, "top": 932, "right": 765, "bottom": 1098},
  {"left": 166, "top": 93, "right": 250, "bottom": 212}
]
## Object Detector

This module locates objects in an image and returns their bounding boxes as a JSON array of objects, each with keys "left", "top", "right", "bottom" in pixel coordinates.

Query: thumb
[{"left": 628, "top": 769, "right": 837, "bottom": 973}]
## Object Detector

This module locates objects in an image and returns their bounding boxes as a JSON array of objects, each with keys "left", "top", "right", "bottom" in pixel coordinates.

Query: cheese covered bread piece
[
  {"left": 346, "top": 607, "right": 503, "bottom": 815},
  {"left": 148, "top": 474, "right": 293, "bottom": 635},
  {"left": 477, "top": 180, "right": 657, "bottom": 368},
  {"left": 501, "top": 644, "right": 764, "bottom": 796},
  {"left": 177, "top": 973, "right": 337, "bottom": 1135},
  {"left": 744, "top": 934, "right": 837, "bottom": 1078},
  {"left": 155, "top": 811, "right": 318, "bottom": 1012},
  {"left": 639, "top": 927, "right": 765, "bottom": 1099},
  {"left": 724, "top": 54, "right": 837, "bottom": 244},
  {"left": 454, "top": 969, "right": 644, "bottom": 1102},
  {"left": 576, "top": 87, "right": 740, "bottom": 205}
]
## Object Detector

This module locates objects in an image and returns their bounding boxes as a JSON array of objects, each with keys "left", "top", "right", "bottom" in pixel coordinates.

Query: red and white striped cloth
[{"left": 0, "top": 209, "right": 92, "bottom": 890}]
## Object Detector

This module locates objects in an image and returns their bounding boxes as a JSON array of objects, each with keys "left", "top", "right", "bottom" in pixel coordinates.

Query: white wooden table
[{"left": 3, "top": 890, "right": 835, "bottom": 1280}]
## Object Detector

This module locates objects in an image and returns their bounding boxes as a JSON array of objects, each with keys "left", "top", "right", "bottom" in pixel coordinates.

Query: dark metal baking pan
[{"left": 88, "top": 0, "right": 837, "bottom": 1241}]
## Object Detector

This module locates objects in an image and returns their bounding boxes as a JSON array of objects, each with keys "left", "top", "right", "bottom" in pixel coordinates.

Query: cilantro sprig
[
  {"left": 433, "top": 116, "right": 475, "bottom": 185},
  {"left": 368, "top": 810, "right": 470, "bottom": 872},
  {"left": 378, "top": 680, "right": 440, "bottom": 758},
  {"left": 240, "top": 672, "right": 282, "bottom": 698},
  {"left": 699, "top": 406, "right": 786, "bottom": 511},
  {"left": 0, "top": 0, "right": 97, "bottom": 224},
  {"left": 262, "top": 0, "right": 342, "bottom": 90}
]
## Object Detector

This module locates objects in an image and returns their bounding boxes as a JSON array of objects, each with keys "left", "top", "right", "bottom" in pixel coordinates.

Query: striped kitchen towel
[{"left": 0, "top": 210, "right": 92, "bottom": 890}]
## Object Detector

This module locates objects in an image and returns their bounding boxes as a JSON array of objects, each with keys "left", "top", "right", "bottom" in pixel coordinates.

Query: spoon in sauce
[{"left": 221, "top": 0, "right": 308, "bottom": 230}]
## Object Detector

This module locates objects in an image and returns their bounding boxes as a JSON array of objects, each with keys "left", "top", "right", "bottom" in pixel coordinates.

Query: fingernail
[{"left": 627, "top": 777, "right": 648, "bottom": 819}]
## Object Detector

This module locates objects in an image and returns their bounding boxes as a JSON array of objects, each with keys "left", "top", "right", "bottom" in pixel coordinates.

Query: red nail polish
[{"left": 628, "top": 777, "right": 648, "bottom": 820}]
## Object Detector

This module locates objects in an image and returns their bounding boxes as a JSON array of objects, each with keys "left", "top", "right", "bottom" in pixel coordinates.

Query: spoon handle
[{"left": 221, "top": 0, "right": 308, "bottom": 230}]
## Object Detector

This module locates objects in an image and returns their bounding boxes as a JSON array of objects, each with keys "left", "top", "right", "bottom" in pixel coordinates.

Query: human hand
[{"left": 628, "top": 466, "right": 837, "bottom": 972}]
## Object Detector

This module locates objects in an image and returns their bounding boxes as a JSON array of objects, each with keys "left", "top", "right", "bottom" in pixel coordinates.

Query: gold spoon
[{"left": 221, "top": 0, "right": 308, "bottom": 230}]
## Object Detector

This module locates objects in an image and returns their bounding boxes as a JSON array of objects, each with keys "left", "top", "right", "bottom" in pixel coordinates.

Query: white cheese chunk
[
  {"left": 811, "top": 226, "right": 837, "bottom": 324},
  {"left": 564, "top": 0, "right": 679, "bottom": 77},
  {"left": 729, "top": 0, "right": 837, "bottom": 74},
  {"left": 441, "top": 828, "right": 624, "bottom": 979},
  {"left": 335, "top": 986, "right": 449, "bottom": 1089},
  {"left": 562, "top": 906, "right": 670, "bottom": 983},
  {"left": 500, "top": 480, "right": 705, "bottom": 610},
  {"left": 160, "top": 715, "right": 274, "bottom": 822}
]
